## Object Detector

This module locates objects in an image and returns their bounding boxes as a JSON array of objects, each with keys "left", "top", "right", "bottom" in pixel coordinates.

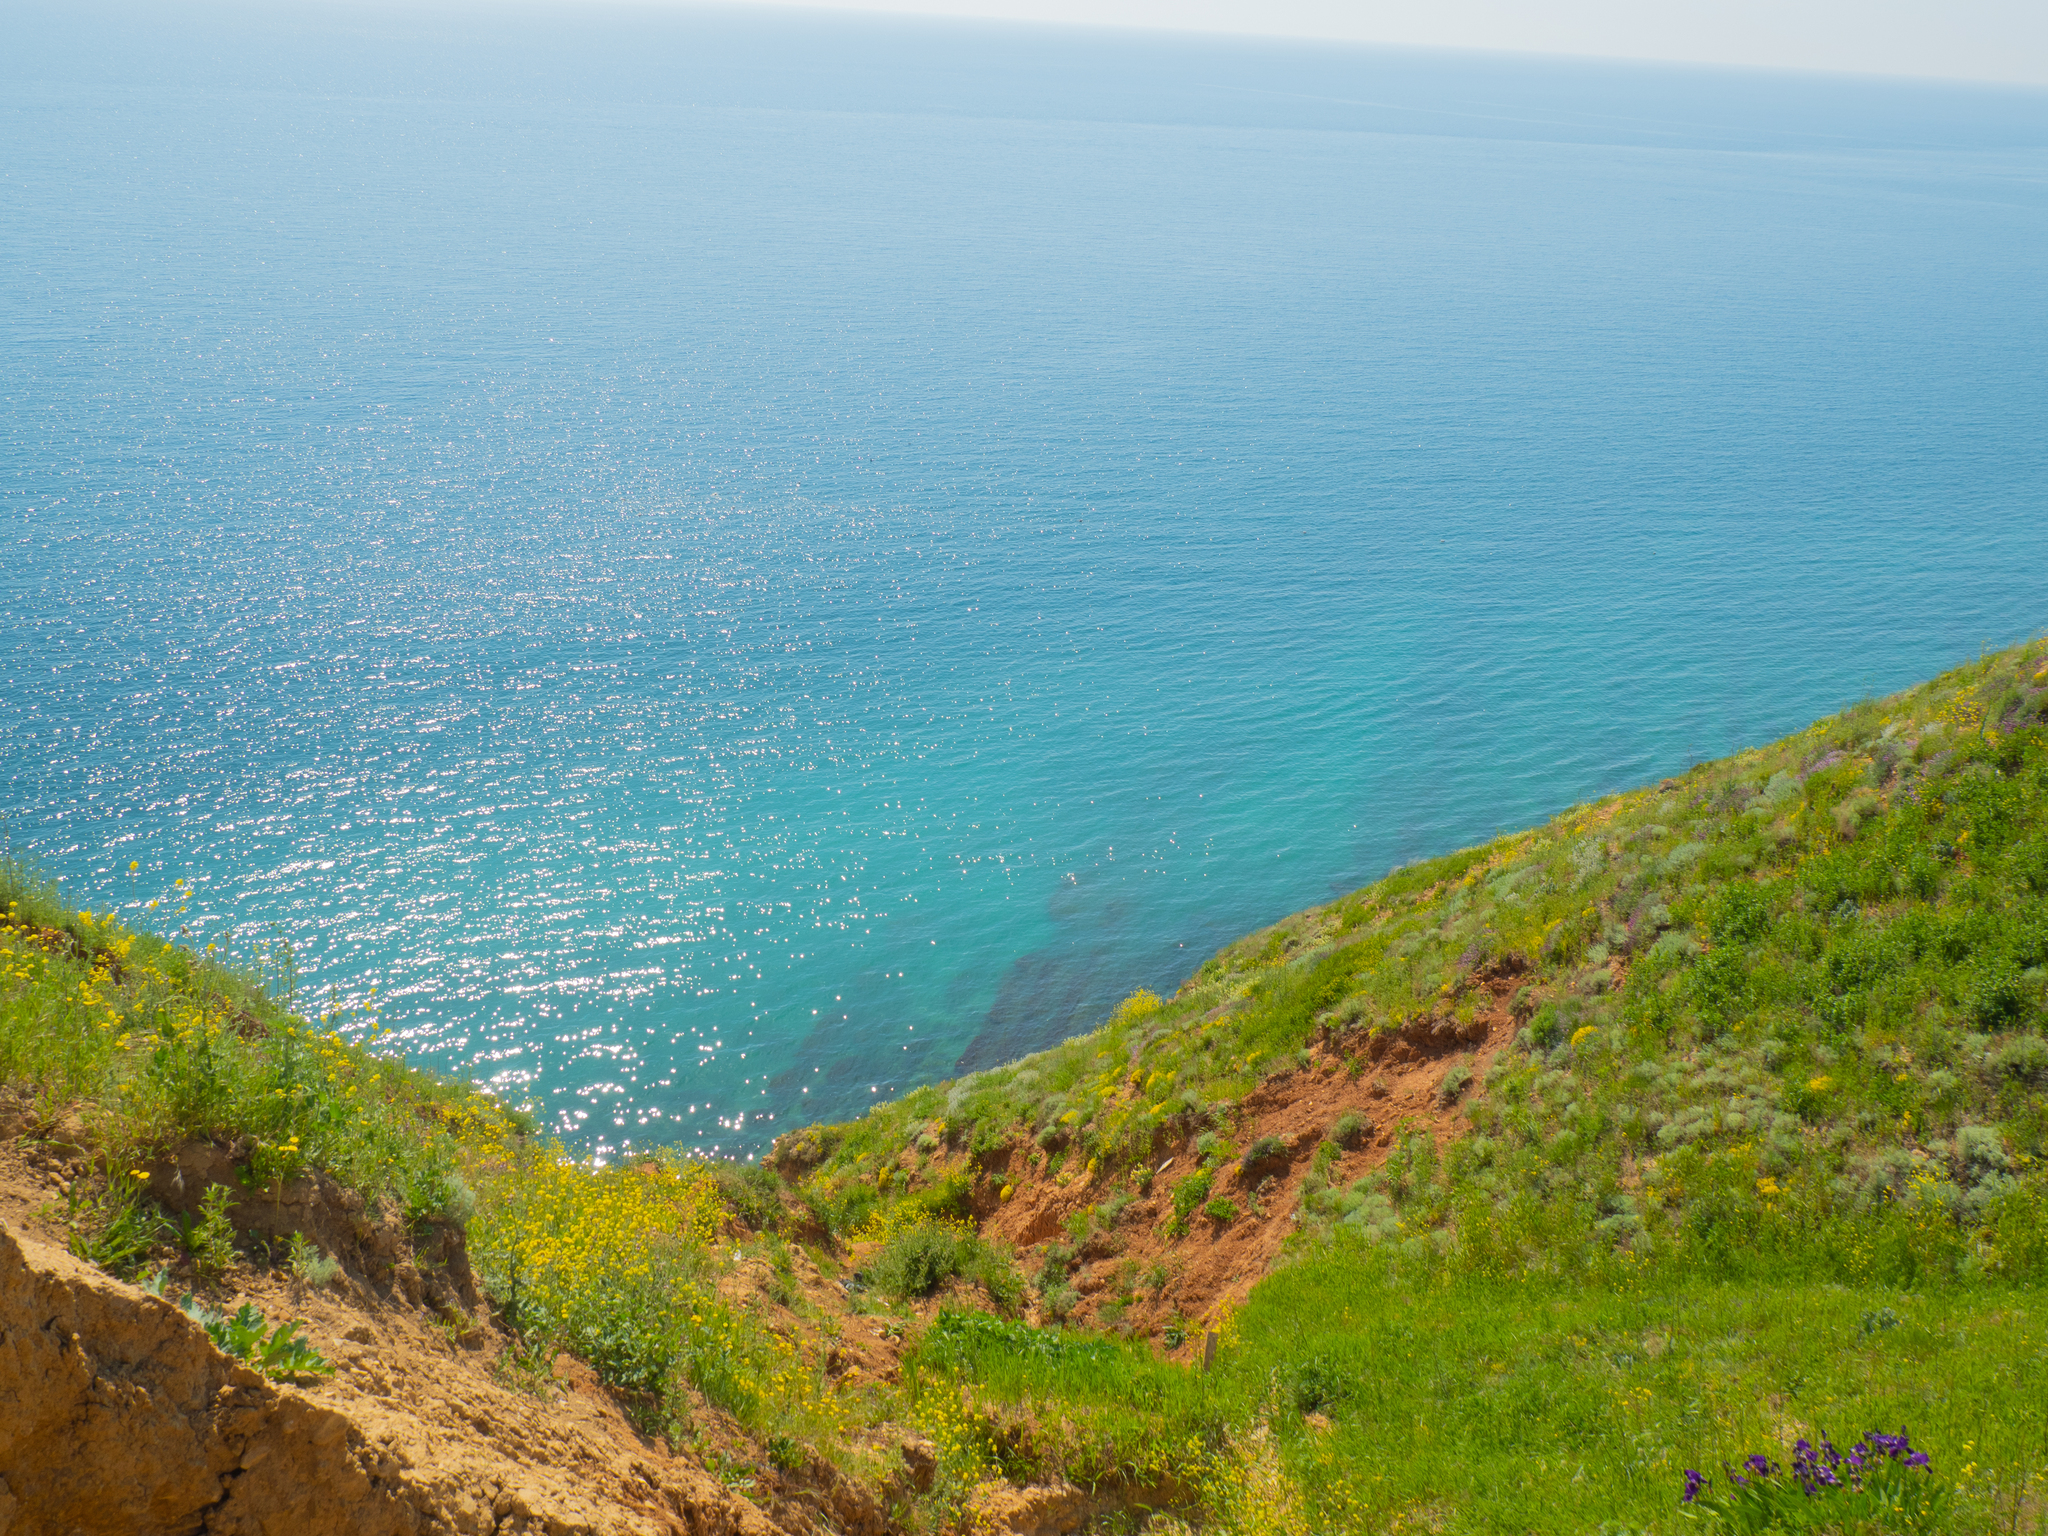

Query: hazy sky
[{"left": 720, "top": 0, "right": 2048, "bottom": 87}]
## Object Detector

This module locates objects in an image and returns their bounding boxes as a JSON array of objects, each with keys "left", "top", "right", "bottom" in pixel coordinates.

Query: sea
[{"left": 5, "top": 1, "right": 2046, "bottom": 1158}]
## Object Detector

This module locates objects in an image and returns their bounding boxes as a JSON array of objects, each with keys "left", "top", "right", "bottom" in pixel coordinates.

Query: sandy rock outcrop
[
  {"left": 0, "top": 1223, "right": 789, "bottom": 1536},
  {"left": 961, "top": 1481, "right": 1102, "bottom": 1536},
  {"left": 0, "top": 1223, "right": 414, "bottom": 1535}
]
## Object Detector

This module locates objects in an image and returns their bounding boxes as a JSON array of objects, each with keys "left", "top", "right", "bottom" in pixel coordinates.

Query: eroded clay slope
[{"left": 0, "top": 1220, "right": 791, "bottom": 1536}]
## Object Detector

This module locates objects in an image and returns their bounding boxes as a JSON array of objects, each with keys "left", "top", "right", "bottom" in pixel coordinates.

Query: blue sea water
[{"left": 4, "top": 3, "right": 2047, "bottom": 1158}]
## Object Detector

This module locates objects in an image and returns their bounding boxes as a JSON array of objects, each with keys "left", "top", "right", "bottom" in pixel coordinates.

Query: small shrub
[
  {"left": 1290, "top": 1355, "right": 1351, "bottom": 1415},
  {"left": 860, "top": 1221, "right": 1024, "bottom": 1312},
  {"left": 286, "top": 1231, "right": 343, "bottom": 1288},
  {"left": 974, "top": 1246, "right": 1027, "bottom": 1315},
  {"left": 1330, "top": 1112, "right": 1369, "bottom": 1148},
  {"left": 1167, "top": 1169, "right": 1215, "bottom": 1236},
  {"left": 1037, "top": 1239, "right": 1077, "bottom": 1283},
  {"left": 802, "top": 1178, "right": 878, "bottom": 1237},
  {"left": 1114, "top": 989, "right": 1164, "bottom": 1024},
  {"left": 864, "top": 1224, "right": 964, "bottom": 1299},
  {"left": 1041, "top": 1283, "right": 1079, "bottom": 1322},
  {"left": 426, "top": 1170, "right": 478, "bottom": 1226},
  {"left": 1241, "top": 1135, "right": 1287, "bottom": 1170},
  {"left": 712, "top": 1163, "right": 785, "bottom": 1231},
  {"left": 1437, "top": 1063, "right": 1473, "bottom": 1106},
  {"left": 1969, "top": 961, "right": 2030, "bottom": 1028},
  {"left": 1990, "top": 1036, "right": 2048, "bottom": 1085},
  {"left": 1203, "top": 1197, "right": 1239, "bottom": 1225}
]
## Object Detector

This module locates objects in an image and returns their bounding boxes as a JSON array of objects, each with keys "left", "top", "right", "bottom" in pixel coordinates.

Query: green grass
[
  {"left": 904, "top": 1309, "right": 1222, "bottom": 1494},
  {"left": 0, "top": 853, "right": 499, "bottom": 1227},
  {"left": 1225, "top": 1252, "right": 2048, "bottom": 1534},
  {"left": 901, "top": 1251, "right": 2048, "bottom": 1532}
]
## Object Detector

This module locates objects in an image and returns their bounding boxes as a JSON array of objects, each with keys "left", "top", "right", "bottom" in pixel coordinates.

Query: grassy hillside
[
  {"left": 7, "top": 633, "right": 2048, "bottom": 1534},
  {"left": 799, "top": 637, "right": 2048, "bottom": 1281},
  {"left": 771, "top": 633, "right": 2048, "bottom": 1530}
]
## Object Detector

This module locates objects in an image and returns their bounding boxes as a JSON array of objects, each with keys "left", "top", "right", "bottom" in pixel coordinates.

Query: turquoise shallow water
[{"left": 5, "top": 4, "right": 2047, "bottom": 1157}]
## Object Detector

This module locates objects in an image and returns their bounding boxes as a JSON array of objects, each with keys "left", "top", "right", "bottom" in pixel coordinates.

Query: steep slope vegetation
[
  {"left": 762, "top": 635, "right": 2048, "bottom": 1529},
  {"left": 788, "top": 637, "right": 2048, "bottom": 1298}
]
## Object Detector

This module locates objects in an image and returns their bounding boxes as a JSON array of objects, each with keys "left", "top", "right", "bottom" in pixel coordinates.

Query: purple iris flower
[{"left": 1687, "top": 1429, "right": 1931, "bottom": 1507}]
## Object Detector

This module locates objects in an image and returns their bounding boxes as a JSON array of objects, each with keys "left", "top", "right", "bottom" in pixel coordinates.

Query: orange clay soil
[{"left": 842, "top": 954, "right": 1603, "bottom": 1360}]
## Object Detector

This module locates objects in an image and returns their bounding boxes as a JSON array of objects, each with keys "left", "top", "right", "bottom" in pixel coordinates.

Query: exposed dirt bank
[{"left": 0, "top": 1138, "right": 811, "bottom": 1536}]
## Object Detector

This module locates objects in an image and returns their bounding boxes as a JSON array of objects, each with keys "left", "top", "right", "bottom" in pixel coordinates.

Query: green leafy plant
[
  {"left": 712, "top": 1162, "right": 786, "bottom": 1232},
  {"left": 176, "top": 1184, "right": 240, "bottom": 1280},
  {"left": 178, "top": 1295, "right": 335, "bottom": 1381},
  {"left": 1289, "top": 1355, "right": 1351, "bottom": 1415}
]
